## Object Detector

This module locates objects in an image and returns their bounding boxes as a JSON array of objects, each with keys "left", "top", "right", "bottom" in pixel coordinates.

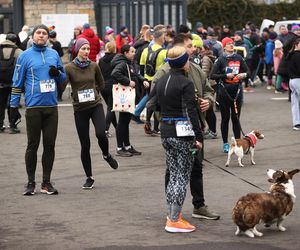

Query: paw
[
  {"left": 244, "top": 230, "right": 255, "bottom": 238},
  {"left": 278, "top": 226, "right": 286, "bottom": 232},
  {"left": 225, "top": 164, "right": 229, "bottom": 167},
  {"left": 239, "top": 164, "right": 244, "bottom": 167},
  {"left": 256, "top": 232, "right": 263, "bottom": 237},
  {"left": 251, "top": 161, "right": 256, "bottom": 165}
]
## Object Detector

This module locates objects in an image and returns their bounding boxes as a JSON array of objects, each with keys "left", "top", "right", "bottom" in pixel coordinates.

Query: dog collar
[{"left": 246, "top": 133, "right": 257, "bottom": 147}]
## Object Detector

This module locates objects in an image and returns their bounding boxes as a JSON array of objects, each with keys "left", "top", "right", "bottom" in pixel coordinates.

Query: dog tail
[{"left": 231, "top": 137, "right": 237, "bottom": 146}]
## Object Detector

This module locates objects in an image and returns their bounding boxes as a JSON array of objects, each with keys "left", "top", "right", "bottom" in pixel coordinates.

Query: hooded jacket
[
  {"left": 10, "top": 43, "right": 66, "bottom": 108},
  {"left": 77, "top": 28, "right": 100, "bottom": 62},
  {"left": 98, "top": 52, "right": 116, "bottom": 87}
]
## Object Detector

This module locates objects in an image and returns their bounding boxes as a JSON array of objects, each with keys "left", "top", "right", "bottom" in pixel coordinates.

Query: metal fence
[{"left": 94, "top": 0, "right": 187, "bottom": 38}]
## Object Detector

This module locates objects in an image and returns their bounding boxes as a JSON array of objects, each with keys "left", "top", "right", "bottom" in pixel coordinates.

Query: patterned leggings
[{"left": 162, "top": 137, "right": 194, "bottom": 218}]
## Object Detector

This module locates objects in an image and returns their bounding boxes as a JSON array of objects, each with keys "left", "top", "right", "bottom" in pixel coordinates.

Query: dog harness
[{"left": 246, "top": 133, "right": 257, "bottom": 147}]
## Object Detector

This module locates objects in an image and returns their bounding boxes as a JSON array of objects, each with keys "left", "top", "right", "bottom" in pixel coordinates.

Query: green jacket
[{"left": 149, "top": 61, "right": 215, "bottom": 125}]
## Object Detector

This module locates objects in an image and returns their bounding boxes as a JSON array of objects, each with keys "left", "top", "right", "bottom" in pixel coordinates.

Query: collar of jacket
[{"left": 32, "top": 42, "right": 47, "bottom": 52}]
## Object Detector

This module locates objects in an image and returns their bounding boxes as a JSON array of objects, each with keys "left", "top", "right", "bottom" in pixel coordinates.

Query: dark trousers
[
  {"left": 219, "top": 90, "right": 242, "bottom": 143},
  {"left": 116, "top": 112, "right": 131, "bottom": 148},
  {"left": 165, "top": 144, "right": 205, "bottom": 209},
  {"left": 0, "top": 87, "right": 11, "bottom": 127},
  {"left": 25, "top": 107, "right": 58, "bottom": 183},
  {"left": 74, "top": 104, "right": 108, "bottom": 177},
  {"left": 101, "top": 86, "right": 117, "bottom": 131}
]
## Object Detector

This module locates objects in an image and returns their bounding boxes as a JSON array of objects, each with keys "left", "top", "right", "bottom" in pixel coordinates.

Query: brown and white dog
[
  {"left": 225, "top": 130, "right": 264, "bottom": 167},
  {"left": 232, "top": 168, "right": 299, "bottom": 238}
]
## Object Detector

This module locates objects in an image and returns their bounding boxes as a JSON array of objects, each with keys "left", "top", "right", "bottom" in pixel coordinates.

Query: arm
[
  {"left": 111, "top": 63, "right": 130, "bottom": 86},
  {"left": 95, "top": 63, "right": 105, "bottom": 92},
  {"left": 210, "top": 58, "right": 227, "bottom": 81}
]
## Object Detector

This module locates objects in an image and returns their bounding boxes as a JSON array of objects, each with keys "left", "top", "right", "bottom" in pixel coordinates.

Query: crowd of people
[{"left": 0, "top": 19, "right": 300, "bottom": 233}]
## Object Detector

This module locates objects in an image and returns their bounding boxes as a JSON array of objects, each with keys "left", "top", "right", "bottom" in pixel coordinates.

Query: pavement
[{"left": 0, "top": 85, "right": 300, "bottom": 250}]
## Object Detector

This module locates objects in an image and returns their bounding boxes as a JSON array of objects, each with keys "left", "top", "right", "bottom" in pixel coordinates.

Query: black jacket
[
  {"left": 111, "top": 54, "right": 145, "bottom": 86},
  {"left": 98, "top": 52, "right": 116, "bottom": 86},
  {"left": 287, "top": 50, "right": 300, "bottom": 79},
  {"left": 152, "top": 69, "right": 203, "bottom": 142}
]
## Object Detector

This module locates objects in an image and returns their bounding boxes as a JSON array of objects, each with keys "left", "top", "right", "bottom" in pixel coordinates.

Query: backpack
[
  {"left": 145, "top": 46, "right": 164, "bottom": 77},
  {"left": 0, "top": 45, "right": 17, "bottom": 85}
]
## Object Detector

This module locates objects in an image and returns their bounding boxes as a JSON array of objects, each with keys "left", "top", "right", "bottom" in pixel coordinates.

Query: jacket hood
[
  {"left": 111, "top": 54, "right": 130, "bottom": 67},
  {"left": 82, "top": 28, "right": 95, "bottom": 38},
  {"left": 102, "top": 53, "right": 116, "bottom": 63}
]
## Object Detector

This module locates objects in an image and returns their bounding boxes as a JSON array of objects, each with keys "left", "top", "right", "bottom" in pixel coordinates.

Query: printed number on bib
[
  {"left": 40, "top": 79, "right": 56, "bottom": 93},
  {"left": 78, "top": 89, "right": 95, "bottom": 103},
  {"left": 175, "top": 121, "right": 195, "bottom": 137}
]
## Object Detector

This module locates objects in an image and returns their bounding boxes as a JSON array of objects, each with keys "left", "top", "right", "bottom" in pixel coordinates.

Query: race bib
[
  {"left": 39, "top": 79, "right": 56, "bottom": 93},
  {"left": 175, "top": 121, "right": 195, "bottom": 137},
  {"left": 78, "top": 89, "right": 95, "bottom": 103},
  {"left": 225, "top": 60, "right": 241, "bottom": 75}
]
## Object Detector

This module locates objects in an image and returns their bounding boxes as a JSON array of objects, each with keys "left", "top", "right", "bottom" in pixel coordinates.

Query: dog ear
[
  {"left": 288, "top": 169, "right": 300, "bottom": 179},
  {"left": 268, "top": 178, "right": 276, "bottom": 183}
]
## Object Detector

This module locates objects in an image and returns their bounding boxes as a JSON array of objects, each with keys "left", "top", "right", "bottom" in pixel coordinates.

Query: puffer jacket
[{"left": 10, "top": 43, "right": 66, "bottom": 108}]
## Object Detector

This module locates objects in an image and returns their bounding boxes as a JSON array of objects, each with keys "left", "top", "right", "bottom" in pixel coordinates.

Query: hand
[
  {"left": 129, "top": 80, "right": 136, "bottom": 88},
  {"left": 226, "top": 73, "right": 235, "bottom": 79},
  {"left": 195, "top": 140, "right": 203, "bottom": 150},
  {"left": 198, "top": 98, "right": 210, "bottom": 112},
  {"left": 49, "top": 66, "right": 60, "bottom": 77},
  {"left": 236, "top": 73, "right": 247, "bottom": 80},
  {"left": 10, "top": 107, "right": 21, "bottom": 124},
  {"left": 143, "top": 81, "right": 150, "bottom": 89}
]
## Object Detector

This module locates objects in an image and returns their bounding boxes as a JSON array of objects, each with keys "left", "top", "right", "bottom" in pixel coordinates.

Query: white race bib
[
  {"left": 39, "top": 79, "right": 56, "bottom": 93},
  {"left": 175, "top": 121, "right": 195, "bottom": 137},
  {"left": 78, "top": 89, "right": 95, "bottom": 103}
]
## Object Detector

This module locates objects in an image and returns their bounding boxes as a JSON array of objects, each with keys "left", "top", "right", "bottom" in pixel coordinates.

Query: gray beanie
[{"left": 32, "top": 24, "right": 49, "bottom": 36}]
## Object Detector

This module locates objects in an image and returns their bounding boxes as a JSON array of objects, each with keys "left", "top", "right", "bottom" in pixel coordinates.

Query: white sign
[{"left": 41, "top": 14, "right": 89, "bottom": 47}]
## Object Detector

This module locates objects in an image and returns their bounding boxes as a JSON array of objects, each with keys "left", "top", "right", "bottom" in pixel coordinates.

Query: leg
[
  {"left": 219, "top": 94, "right": 231, "bottom": 144},
  {"left": 74, "top": 108, "right": 92, "bottom": 177},
  {"left": 0, "top": 88, "right": 10, "bottom": 127},
  {"left": 250, "top": 147, "right": 255, "bottom": 165},
  {"left": 235, "top": 226, "right": 241, "bottom": 236},
  {"left": 289, "top": 79, "right": 300, "bottom": 126},
  {"left": 25, "top": 109, "right": 42, "bottom": 183},
  {"left": 116, "top": 112, "right": 131, "bottom": 148},
  {"left": 244, "top": 229, "right": 255, "bottom": 238},
  {"left": 41, "top": 107, "right": 58, "bottom": 183},
  {"left": 252, "top": 226, "right": 263, "bottom": 237},
  {"left": 230, "top": 98, "right": 242, "bottom": 140},
  {"left": 236, "top": 147, "right": 244, "bottom": 167},
  {"left": 225, "top": 147, "right": 234, "bottom": 167},
  {"left": 277, "top": 218, "right": 286, "bottom": 232}
]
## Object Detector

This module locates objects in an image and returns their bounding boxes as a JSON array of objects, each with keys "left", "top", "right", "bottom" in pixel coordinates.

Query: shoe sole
[
  {"left": 165, "top": 226, "right": 195, "bottom": 233},
  {"left": 82, "top": 185, "right": 94, "bottom": 189},
  {"left": 23, "top": 191, "right": 35, "bottom": 195},
  {"left": 192, "top": 213, "right": 220, "bottom": 220},
  {"left": 40, "top": 189, "right": 58, "bottom": 195}
]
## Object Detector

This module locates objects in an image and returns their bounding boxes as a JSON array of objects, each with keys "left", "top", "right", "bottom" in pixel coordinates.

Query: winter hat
[
  {"left": 74, "top": 38, "right": 89, "bottom": 54},
  {"left": 167, "top": 47, "right": 189, "bottom": 69},
  {"left": 275, "top": 40, "right": 283, "bottom": 49},
  {"left": 6, "top": 33, "right": 17, "bottom": 43},
  {"left": 32, "top": 24, "right": 49, "bottom": 36},
  {"left": 203, "top": 40, "right": 213, "bottom": 50},
  {"left": 195, "top": 22, "right": 203, "bottom": 29},
  {"left": 234, "top": 31, "right": 243, "bottom": 40},
  {"left": 269, "top": 31, "right": 278, "bottom": 40},
  {"left": 120, "top": 25, "right": 127, "bottom": 32},
  {"left": 192, "top": 34, "right": 203, "bottom": 48},
  {"left": 105, "top": 26, "right": 114, "bottom": 35},
  {"left": 221, "top": 37, "right": 234, "bottom": 48},
  {"left": 83, "top": 23, "right": 90, "bottom": 30},
  {"left": 291, "top": 24, "right": 300, "bottom": 32},
  {"left": 49, "top": 30, "right": 57, "bottom": 38}
]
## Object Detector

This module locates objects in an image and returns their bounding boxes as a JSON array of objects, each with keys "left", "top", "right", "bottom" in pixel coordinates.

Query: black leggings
[
  {"left": 74, "top": 104, "right": 108, "bottom": 177},
  {"left": 116, "top": 112, "right": 131, "bottom": 148},
  {"left": 218, "top": 88, "right": 242, "bottom": 143}
]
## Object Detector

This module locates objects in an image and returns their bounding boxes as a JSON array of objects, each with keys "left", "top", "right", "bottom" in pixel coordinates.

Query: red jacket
[
  {"left": 76, "top": 28, "right": 100, "bottom": 62},
  {"left": 115, "top": 33, "right": 133, "bottom": 53}
]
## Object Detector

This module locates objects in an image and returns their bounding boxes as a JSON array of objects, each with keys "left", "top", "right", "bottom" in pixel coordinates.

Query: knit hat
[
  {"left": 234, "top": 31, "right": 243, "bottom": 40},
  {"left": 105, "top": 26, "right": 114, "bottom": 35},
  {"left": 83, "top": 23, "right": 90, "bottom": 30},
  {"left": 195, "top": 22, "right": 203, "bottom": 29},
  {"left": 74, "top": 38, "right": 89, "bottom": 54},
  {"left": 291, "top": 24, "right": 300, "bottom": 32},
  {"left": 269, "top": 31, "right": 277, "bottom": 40},
  {"left": 49, "top": 30, "right": 57, "bottom": 38},
  {"left": 120, "top": 25, "right": 127, "bottom": 32},
  {"left": 203, "top": 40, "right": 213, "bottom": 50},
  {"left": 275, "top": 40, "right": 283, "bottom": 49},
  {"left": 167, "top": 49, "right": 189, "bottom": 69},
  {"left": 221, "top": 37, "right": 234, "bottom": 48},
  {"left": 32, "top": 24, "right": 49, "bottom": 36},
  {"left": 192, "top": 34, "right": 203, "bottom": 48}
]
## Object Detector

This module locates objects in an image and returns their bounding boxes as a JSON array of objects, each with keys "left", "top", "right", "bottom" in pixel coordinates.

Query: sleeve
[
  {"left": 115, "top": 35, "right": 122, "bottom": 53},
  {"left": 201, "top": 56, "right": 211, "bottom": 77},
  {"left": 95, "top": 63, "right": 105, "bottom": 92},
  {"left": 239, "top": 57, "right": 250, "bottom": 77},
  {"left": 151, "top": 64, "right": 168, "bottom": 91},
  {"left": 183, "top": 81, "right": 203, "bottom": 142},
  {"left": 55, "top": 56, "right": 67, "bottom": 84},
  {"left": 139, "top": 48, "right": 147, "bottom": 66},
  {"left": 111, "top": 63, "right": 130, "bottom": 86},
  {"left": 10, "top": 55, "right": 26, "bottom": 108},
  {"left": 210, "top": 58, "right": 227, "bottom": 81}
]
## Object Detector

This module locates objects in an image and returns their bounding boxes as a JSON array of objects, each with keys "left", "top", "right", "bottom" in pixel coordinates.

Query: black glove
[
  {"left": 49, "top": 66, "right": 60, "bottom": 77},
  {"left": 10, "top": 107, "right": 21, "bottom": 126}
]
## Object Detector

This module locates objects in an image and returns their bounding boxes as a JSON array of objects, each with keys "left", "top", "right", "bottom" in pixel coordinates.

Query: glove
[
  {"left": 10, "top": 107, "right": 21, "bottom": 125},
  {"left": 49, "top": 66, "right": 60, "bottom": 77}
]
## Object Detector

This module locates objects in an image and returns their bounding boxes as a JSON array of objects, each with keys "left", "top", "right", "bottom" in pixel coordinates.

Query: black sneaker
[
  {"left": 9, "top": 127, "right": 20, "bottom": 134},
  {"left": 82, "top": 177, "right": 95, "bottom": 189},
  {"left": 131, "top": 115, "right": 144, "bottom": 124},
  {"left": 0, "top": 125, "right": 5, "bottom": 132},
  {"left": 116, "top": 149, "right": 132, "bottom": 157},
  {"left": 40, "top": 182, "right": 58, "bottom": 195},
  {"left": 23, "top": 182, "right": 36, "bottom": 195},
  {"left": 103, "top": 154, "right": 119, "bottom": 169},
  {"left": 125, "top": 146, "right": 142, "bottom": 155}
]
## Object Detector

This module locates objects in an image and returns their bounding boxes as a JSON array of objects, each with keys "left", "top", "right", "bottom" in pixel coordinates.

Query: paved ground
[{"left": 0, "top": 85, "right": 300, "bottom": 250}]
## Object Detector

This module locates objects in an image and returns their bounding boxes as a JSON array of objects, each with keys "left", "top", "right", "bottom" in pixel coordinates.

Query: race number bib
[
  {"left": 175, "top": 121, "right": 195, "bottom": 137},
  {"left": 39, "top": 79, "right": 56, "bottom": 93},
  {"left": 78, "top": 89, "right": 95, "bottom": 103}
]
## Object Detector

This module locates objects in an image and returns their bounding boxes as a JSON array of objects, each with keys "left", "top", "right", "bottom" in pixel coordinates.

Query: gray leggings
[{"left": 162, "top": 137, "right": 194, "bottom": 221}]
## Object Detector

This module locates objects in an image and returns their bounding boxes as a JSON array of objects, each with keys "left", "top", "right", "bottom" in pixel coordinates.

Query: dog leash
[{"left": 203, "top": 157, "right": 267, "bottom": 192}]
